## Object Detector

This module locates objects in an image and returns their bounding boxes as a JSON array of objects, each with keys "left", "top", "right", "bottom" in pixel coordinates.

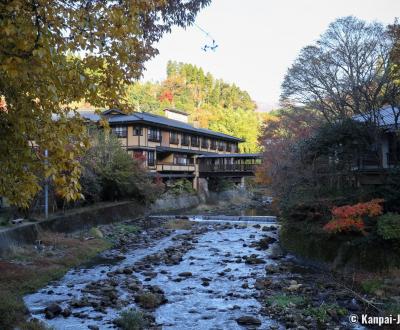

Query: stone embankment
[{"left": 0, "top": 188, "right": 254, "bottom": 254}]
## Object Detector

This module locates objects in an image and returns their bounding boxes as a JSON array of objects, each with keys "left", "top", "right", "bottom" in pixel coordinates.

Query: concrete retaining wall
[
  {"left": 150, "top": 194, "right": 202, "bottom": 212},
  {"left": 0, "top": 189, "right": 248, "bottom": 254},
  {"left": 0, "top": 194, "right": 203, "bottom": 254}
]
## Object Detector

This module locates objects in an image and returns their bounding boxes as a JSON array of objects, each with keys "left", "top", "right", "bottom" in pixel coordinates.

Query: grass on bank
[
  {"left": 0, "top": 231, "right": 111, "bottom": 330},
  {"left": 164, "top": 219, "right": 193, "bottom": 230},
  {"left": 115, "top": 309, "right": 147, "bottom": 330},
  {"left": 265, "top": 294, "right": 308, "bottom": 308},
  {"left": 304, "top": 303, "right": 347, "bottom": 323}
]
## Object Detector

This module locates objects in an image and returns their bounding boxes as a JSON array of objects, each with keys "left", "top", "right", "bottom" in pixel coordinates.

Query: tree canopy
[
  {"left": 0, "top": 0, "right": 210, "bottom": 207},
  {"left": 281, "top": 16, "right": 399, "bottom": 122},
  {"left": 127, "top": 61, "right": 262, "bottom": 152}
]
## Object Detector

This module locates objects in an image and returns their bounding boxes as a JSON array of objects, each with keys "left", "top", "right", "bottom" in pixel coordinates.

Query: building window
[
  {"left": 191, "top": 136, "right": 200, "bottom": 147},
  {"left": 182, "top": 134, "right": 190, "bottom": 146},
  {"left": 148, "top": 128, "right": 161, "bottom": 142},
  {"left": 112, "top": 125, "right": 127, "bottom": 138},
  {"left": 210, "top": 140, "right": 217, "bottom": 150},
  {"left": 170, "top": 131, "right": 179, "bottom": 144},
  {"left": 147, "top": 151, "right": 155, "bottom": 166},
  {"left": 218, "top": 141, "right": 226, "bottom": 151},
  {"left": 174, "top": 154, "right": 188, "bottom": 165},
  {"left": 226, "top": 143, "right": 232, "bottom": 152},
  {"left": 132, "top": 126, "right": 142, "bottom": 136},
  {"left": 201, "top": 138, "right": 209, "bottom": 149},
  {"left": 231, "top": 143, "right": 238, "bottom": 153}
]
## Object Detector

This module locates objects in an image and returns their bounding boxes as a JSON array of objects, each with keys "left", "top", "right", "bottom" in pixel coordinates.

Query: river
[{"left": 24, "top": 208, "right": 363, "bottom": 329}]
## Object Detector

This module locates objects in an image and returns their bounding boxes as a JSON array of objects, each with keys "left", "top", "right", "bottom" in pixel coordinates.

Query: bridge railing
[{"left": 199, "top": 163, "right": 256, "bottom": 173}]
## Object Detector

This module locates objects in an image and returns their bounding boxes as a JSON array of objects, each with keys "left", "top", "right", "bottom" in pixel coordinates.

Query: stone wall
[
  {"left": 150, "top": 194, "right": 202, "bottom": 212},
  {"left": 0, "top": 188, "right": 251, "bottom": 254},
  {"left": 0, "top": 193, "right": 204, "bottom": 254}
]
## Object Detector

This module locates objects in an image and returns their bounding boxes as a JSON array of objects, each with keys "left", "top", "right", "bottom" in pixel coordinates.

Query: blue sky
[{"left": 142, "top": 0, "right": 400, "bottom": 109}]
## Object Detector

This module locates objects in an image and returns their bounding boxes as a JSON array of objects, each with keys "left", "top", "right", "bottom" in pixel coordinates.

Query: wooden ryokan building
[{"left": 81, "top": 108, "right": 261, "bottom": 190}]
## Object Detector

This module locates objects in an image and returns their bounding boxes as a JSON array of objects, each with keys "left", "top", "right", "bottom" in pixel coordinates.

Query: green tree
[
  {"left": 126, "top": 61, "right": 261, "bottom": 152},
  {"left": 0, "top": 0, "right": 210, "bottom": 208},
  {"left": 82, "top": 130, "right": 160, "bottom": 202}
]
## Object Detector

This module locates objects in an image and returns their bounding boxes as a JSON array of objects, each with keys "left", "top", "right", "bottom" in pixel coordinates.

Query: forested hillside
[{"left": 126, "top": 61, "right": 262, "bottom": 152}]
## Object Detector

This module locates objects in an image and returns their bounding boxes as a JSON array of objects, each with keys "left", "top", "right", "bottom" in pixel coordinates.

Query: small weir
[{"left": 149, "top": 215, "right": 278, "bottom": 224}]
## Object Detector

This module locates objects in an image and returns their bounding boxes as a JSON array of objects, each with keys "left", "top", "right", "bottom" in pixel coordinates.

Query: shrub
[
  {"left": 116, "top": 309, "right": 146, "bottom": 330},
  {"left": 305, "top": 304, "right": 347, "bottom": 323},
  {"left": 166, "top": 179, "right": 194, "bottom": 195},
  {"left": 377, "top": 213, "right": 400, "bottom": 240},
  {"left": 135, "top": 292, "right": 161, "bottom": 309},
  {"left": 323, "top": 199, "right": 384, "bottom": 234},
  {"left": 81, "top": 130, "right": 160, "bottom": 203},
  {"left": 208, "top": 178, "right": 235, "bottom": 192},
  {"left": 361, "top": 279, "right": 384, "bottom": 294},
  {"left": 0, "top": 289, "right": 26, "bottom": 330},
  {"left": 80, "top": 167, "right": 101, "bottom": 204}
]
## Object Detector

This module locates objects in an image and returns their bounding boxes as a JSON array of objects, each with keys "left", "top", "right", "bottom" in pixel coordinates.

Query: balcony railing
[
  {"left": 387, "top": 152, "right": 400, "bottom": 167},
  {"left": 353, "top": 152, "right": 382, "bottom": 169},
  {"left": 157, "top": 163, "right": 195, "bottom": 172},
  {"left": 199, "top": 163, "right": 256, "bottom": 173},
  {"left": 173, "top": 158, "right": 194, "bottom": 165},
  {"left": 148, "top": 134, "right": 161, "bottom": 142}
]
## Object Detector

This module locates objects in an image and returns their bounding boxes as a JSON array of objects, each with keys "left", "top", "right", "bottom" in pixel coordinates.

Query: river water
[{"left": 24, "top": 215, "right": 282, "bottom": 329}]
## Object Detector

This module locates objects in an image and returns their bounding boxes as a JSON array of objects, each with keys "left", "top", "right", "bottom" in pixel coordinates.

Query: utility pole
[{"left": 44, "top": 149, "right": 48, "bottom": 219}]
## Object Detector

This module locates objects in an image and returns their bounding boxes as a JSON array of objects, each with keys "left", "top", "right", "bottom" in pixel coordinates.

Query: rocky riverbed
[{"left": 24, "top": 215, "right": 365, "bottom": 329}]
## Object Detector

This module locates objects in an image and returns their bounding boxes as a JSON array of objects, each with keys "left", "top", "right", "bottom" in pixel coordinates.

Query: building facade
[{"left": 81, "top": 108, "right": 261, "bottom": 189}]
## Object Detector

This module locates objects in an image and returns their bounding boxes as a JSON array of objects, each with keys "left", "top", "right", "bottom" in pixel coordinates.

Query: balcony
[
  {"left": 201, "top": 140, "right": 209, "bottom": 149},
  {"left": 387, "top": 152, "right": 400, "bottom": 167},
  {"left": 148, "top": 135, "right": 161, "bottom": 142},
  {"left": 191, "top": 138, "right": 200, "bottom": 147},
  {"left": 199, "top": 163, "right": 256, "bottom": 173},
  {"left": 157, "top": 163, "right": 195, "bottom": 172},
  {"left": 352, "top": 152, "right": 382, "bottom": 170}
]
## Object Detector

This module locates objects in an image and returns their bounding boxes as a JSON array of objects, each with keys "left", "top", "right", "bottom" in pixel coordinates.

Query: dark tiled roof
[
  {"left": 353, "top": 105, "right": 400, "bottom": 128},
  {"left": 79, "top": 110, "right": 244, "bottom": 142}
]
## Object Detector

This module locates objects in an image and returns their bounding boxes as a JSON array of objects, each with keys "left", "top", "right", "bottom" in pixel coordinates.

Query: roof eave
[{"left": 108, "top": 118, "right": 244, "bottom": 142}]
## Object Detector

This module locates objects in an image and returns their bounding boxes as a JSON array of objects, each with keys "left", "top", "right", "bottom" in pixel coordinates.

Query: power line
[{"left": 193, "top": 23, "right": 219, "bottom": 52}]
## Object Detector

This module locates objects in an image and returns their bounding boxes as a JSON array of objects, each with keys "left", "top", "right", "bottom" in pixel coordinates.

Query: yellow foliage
[{"left": 0, "top": 0, "right": 210, "bottom": 208}]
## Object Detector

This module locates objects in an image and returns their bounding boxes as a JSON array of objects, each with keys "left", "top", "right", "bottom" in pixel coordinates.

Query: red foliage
[
  {"left": 133, "top": 151, "right": 146, "bottom": 163},
  {"left": 159, "top": 90, "right": 173, "bottom": 103},
  {"left": 323, "top": 199, "right": 384, "bottom": 234}
]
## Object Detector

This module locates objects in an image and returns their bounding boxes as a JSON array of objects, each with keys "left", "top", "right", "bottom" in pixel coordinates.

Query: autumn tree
[
  {"left": 0, "top": 0, "right": 210, "bottom": 207},
  {"left": 126, "top": 61, "right": 262, "bottom": 152},
  {"left": 281, "top": 16, "right": 395, "bottom": 122},
  {"left": 260, "top": 107, "right": 320, "bottom": 201}
]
